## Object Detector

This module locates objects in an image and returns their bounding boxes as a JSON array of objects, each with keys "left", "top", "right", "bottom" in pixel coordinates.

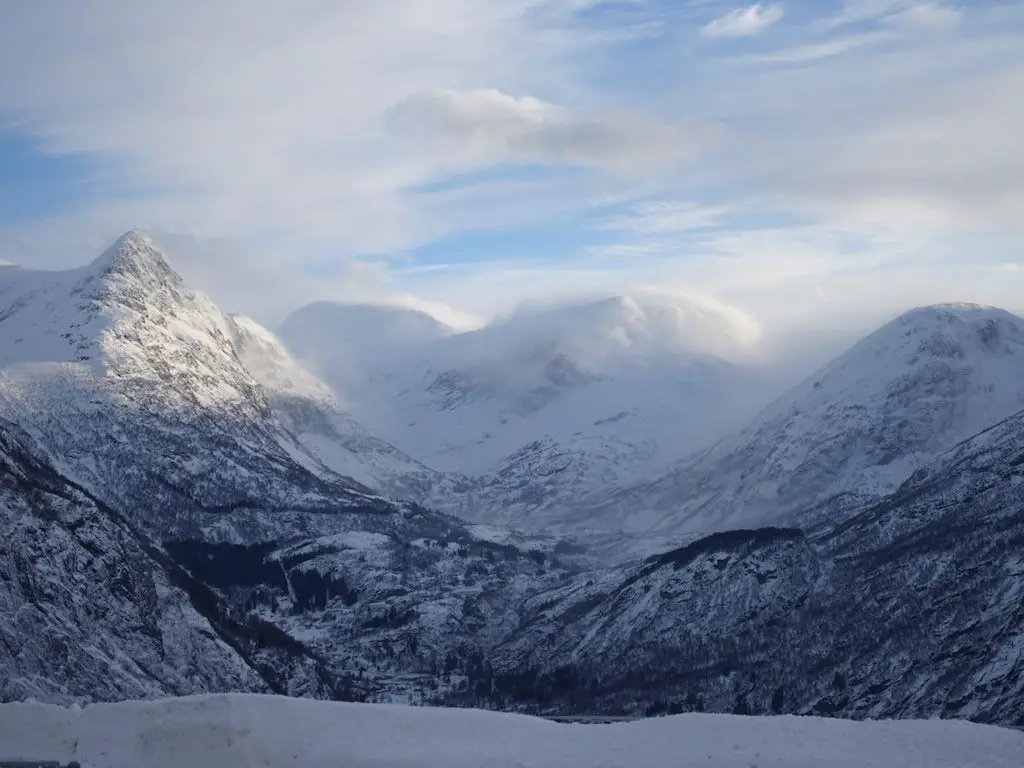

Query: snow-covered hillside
[
  {"left": 4, "top": 232, "right": 1024, "bottom": 727},
  {"left": 588, "top": 303, "right": 1024, "bottom": 546},
  {"left": 0, "top": 232, "right": 583, "bottom": 704},
  {"left": 0, "top": 231, "right": 435, "bottom": 532},
  {"left": 227, "top": 313, "right": 444, "bottom": 500},
  {"left": 282, "top": 292, "right": 777, "bottom": 533},
  {"left": 1, "top": 694, "right": 1020, "bottom": 768},
  {"left": 481, "top": 394, "right": 1024, "bottom": 721},
  {"left": 0, "top": 420, "right": 341, "bottom": 703}
]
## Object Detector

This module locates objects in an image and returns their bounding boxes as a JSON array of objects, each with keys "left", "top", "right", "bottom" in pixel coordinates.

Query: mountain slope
[
  {"left": 352, "top": 294, "right": 762, "bottom": 473},
  {"left": 0, "top": 419, "right": 345, "bottom": 704},
  {"left": 591, "top": 304, "right": 1024, "bottom": 546},
  {"left": 0, "top": 231, "right": 424, "bottom": 539},
  {"left": 0, "top": 232, "right": 581, "bottom": 704},
  {"left": 473, "top": 401, "right": 1024, "bottom": 723},
  {"left": 227, "top": 313, "right": 445, "bottom": 501},
  {"left": 283, "top": 293, "right": 773, "bottom": 535},
  {"left": 7, "top": 231, "right": 1024, "bottom": 726}
]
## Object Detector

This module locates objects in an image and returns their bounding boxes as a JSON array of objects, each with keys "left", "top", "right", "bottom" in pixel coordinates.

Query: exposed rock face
[
  {"left": 0, "top": 420, "right": 344, "bottom": 704},
  {"left": 471, "top": 410, "right": 1024, "bottom": 724}
]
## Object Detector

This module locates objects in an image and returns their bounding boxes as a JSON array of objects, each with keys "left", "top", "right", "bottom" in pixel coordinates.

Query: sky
[{"left": 1, "top": 0, "right": 1023, "bottom": 343}]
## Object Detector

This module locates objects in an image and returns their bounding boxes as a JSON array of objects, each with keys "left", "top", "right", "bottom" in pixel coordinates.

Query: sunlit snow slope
[
  {"left": 0, "top": 232, "right": 584, "bottom": 705},
  {"left": 281, "top": 293, "right": 777, "bottom": 533},
  {"left": 0, "top": 231, "right": 433, "bottom": 532},
  {"left": 589, "top": 303, "right": 1024, "bottom": 547}
]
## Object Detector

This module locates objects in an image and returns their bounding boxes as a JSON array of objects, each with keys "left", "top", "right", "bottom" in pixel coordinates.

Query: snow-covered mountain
[
  {"left": 282, "top": 292, "right": 776, "bottom": 534},
  {"left": 4, "top": 232, "right": 1024, "bottom": 729},
  {"left": 0, "top": 231, "right": 446, "bottom": 533},
  {"left": 587, "top": 303, "right": 1024, "bottom": 549},
  {"left": 278, "top": 301, "right": 457, "bottom": 397},
  {"left": 227, "top": 313, "right": 445, "bottom": 501},
  {"left": 0, "top": 419, "right": 343, "bottom": 703},
  {"left": 0, "top": 231, "right": 584, "bottom": 703},
  {"left": 477, "top": 396, "right": 1024, "bottom": 721}
]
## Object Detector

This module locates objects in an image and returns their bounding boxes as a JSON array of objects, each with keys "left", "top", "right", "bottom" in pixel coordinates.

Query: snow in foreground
[{"left": 0, "top": 694, "right": 1021, "bottom": 768}]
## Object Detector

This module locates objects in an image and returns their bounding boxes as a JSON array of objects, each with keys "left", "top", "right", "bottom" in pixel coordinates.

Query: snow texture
[
  {"left": 0, "top": 421, "right": 337, "bottom": 704},
  {"left": 5, "top": 231, "right": 1024, "bottom": 724},
  {"left": 280, "top": 292, "right": 776, "bottom": 537},
  {"left": 587, "top": 303, "right": 1024, "bottom": 556},
  {"left": 0, "top": 693, "right": 1020, "bottom": 768}
]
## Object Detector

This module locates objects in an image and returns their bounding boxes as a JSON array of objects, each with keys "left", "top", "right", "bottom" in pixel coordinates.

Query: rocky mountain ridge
[
  {"left": 0, "top": 232, "right": 582, "bottom": 704},
  {"left": 579, "top": 303, "right": 1024, "bottom": 559},
  {"left": 1, "top": 232, "right": 1022, "bottom": 727},
  {"left": 0, "top": 419, "right": 344, "bottom": 703},
  {"left": 465, "top": 401, "right": 1024, "bottom": 723}
]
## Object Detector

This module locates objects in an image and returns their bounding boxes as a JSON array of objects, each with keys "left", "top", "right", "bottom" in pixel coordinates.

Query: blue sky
[
  {"left": 0, "top": 0, "right": 1022, "bottom": 331},
  {"left": 0, "top": 130, "right": 99, "bottom": 225}
]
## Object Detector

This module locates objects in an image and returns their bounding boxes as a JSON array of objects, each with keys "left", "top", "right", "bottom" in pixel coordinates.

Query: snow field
[{"left": 1, "top": 693, "right": 1021, "bottom": 768}]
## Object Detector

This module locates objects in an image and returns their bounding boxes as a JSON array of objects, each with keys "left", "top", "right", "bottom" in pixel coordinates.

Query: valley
[{"left": 1, "top": 232, "right": 1023, "bottom": 727}]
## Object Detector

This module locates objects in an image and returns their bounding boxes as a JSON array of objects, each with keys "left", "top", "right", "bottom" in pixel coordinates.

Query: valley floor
[{"left": 0, "top": 694, "right": 1021, "bottom": 768}]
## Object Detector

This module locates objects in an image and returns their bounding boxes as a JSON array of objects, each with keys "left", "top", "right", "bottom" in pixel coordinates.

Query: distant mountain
[
  {"left": 279, "top": 301, "right": 456, "bottom": 395},
  {"left": 284, "top": 292, "right": 775, "bottom": 535},
  {"left": 470, "top": 398, "right": 1024, "bottom": 723},
  {"left": 587, "top": 303, "right": 1024, "bottom": 551},
  {"left": 6, "top": 231, "right": 1024, "bottom": 728},
  {"left": 0, "top": 230, "right": 442, "bottom": 535},
  {"left": 228, "top": 313, "right": 444, "bottom": 501}
]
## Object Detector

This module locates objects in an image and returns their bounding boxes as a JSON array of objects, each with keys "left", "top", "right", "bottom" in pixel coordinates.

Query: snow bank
[{"left": 1, "top": 694, "right": 1021, "bottom": 767}]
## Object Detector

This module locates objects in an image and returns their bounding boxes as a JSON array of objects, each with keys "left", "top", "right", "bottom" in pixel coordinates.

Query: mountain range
[
  {"left": 1, "top": 230, "right": 1023, "bottom": 726},
  {"left": 280, "top": 291, "right": 783, "bottom": 539},
  {"left": 578, "top": 303, "right": 1024, "bottom": 557}
]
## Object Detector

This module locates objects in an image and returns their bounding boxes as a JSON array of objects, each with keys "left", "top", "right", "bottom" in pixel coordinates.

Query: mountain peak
[
  {"left": 75, "top": 230, "right": 187, "bottom": 315},
  {"left": 895, "top": 302, "right": 1009, "bottom": 325},
  {"left": 867, "top": 303, "right": 1024, "bottom": 360},
  {"left": 89, "top": 230, "right": 179, "bottom": 285}
]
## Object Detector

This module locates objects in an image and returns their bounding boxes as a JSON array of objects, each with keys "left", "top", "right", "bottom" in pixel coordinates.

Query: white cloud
[
  {"left": 826, "top": 0, "right": 961, "bottom": 30},
  {"left": 150, "top": 233, "right": 484, "bottom": 329},
  {"left": 884, "top": 3, "right": 962, "bottom": 31},
  {"left": 601, "top": 201, "right": 729, "bottom": 233},
  {"left": 701, "top": 4, "right": 784, "bottom": 39},
  {"left": 386, "top": 89, "right": 711, "bottom": 174},
  {"left": 373, "top": 222, "right": 1024, "bottom": 352},
  {"left": 825, "top": 0, "right": 911, "bottom": 27},
  {"left": 1, "top": 0, "right": 1023, "bottom": 348},
  {"left": 765, "top": 65, "right": 1024, "bottom": 233},
  {"left": 0, "top": 1, "right": 654, "bottom": 251},
  {"left": 752, "top": 32, "right": 888, "bottom": 63}
]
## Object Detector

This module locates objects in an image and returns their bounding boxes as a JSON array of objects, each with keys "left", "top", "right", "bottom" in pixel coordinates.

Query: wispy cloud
[
  {"left": 601, "top": 201, "right": 729, "bottom": 233},
  {"left": 701, "top": 3, "right": 784, "bottom": 39},
  {"left": 0, "top": 0, "right": 1022, "bottom": 339},
  {"left": 825, "top": 0, "right": 961, "bottom": 30},
  {"left": 751, "top": 31, "right": 889, "bottom": 63},
  {"left": 884, "top": 3, "right": 962, "bottom": 31},
  {"left": 0, "top": 1, "right": 645, "bottom": 252},
  {"left": 386, "top": 89, "right": 712, "bottom": 174}
]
